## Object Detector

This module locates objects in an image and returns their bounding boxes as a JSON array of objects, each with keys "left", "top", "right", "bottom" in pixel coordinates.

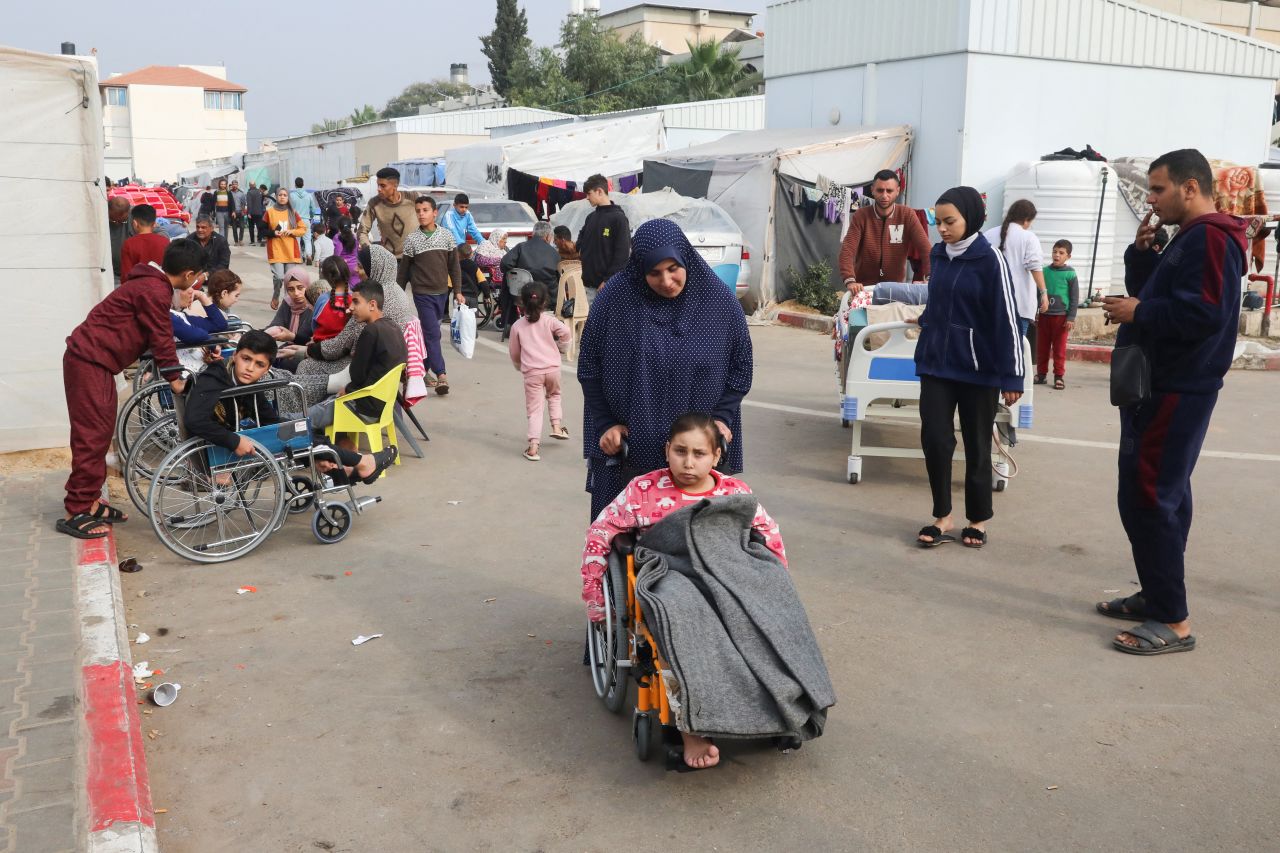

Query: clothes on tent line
[
  {"left": 506, "top": 168, "right": 642, "bottom": 220},
  {"left": 789, "top": 179, "right": 847, "bottom": 226}
]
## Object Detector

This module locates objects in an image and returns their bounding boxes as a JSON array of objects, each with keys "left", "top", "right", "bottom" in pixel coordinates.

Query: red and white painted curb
[{"left": 76, "top": 524, "right": 158, "bottom": 853}]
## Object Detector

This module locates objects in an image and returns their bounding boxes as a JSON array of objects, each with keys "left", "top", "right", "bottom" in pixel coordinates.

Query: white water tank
[{"left": 1003, "top": 160, "right": 1120, "bottom": 297}]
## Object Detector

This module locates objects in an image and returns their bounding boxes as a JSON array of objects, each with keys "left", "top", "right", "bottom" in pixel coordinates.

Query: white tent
[
  {"left": 643, "top": 126, "right": 913, "bottom": 306},
  {"left": 445, "top": 112, "right": 667, "bottom": 198},
  {"left": 0, "top": 46, "right": 112, "bottom": 453}
]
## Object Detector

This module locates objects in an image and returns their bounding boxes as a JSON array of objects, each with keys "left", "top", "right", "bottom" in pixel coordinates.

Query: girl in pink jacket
[{"left": 507, "top": 282, "right": 571, "bottom": 461}]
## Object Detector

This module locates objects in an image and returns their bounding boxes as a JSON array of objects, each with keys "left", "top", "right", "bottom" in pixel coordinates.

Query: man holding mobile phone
[{"left": 1098, "top": 149, "right": 1245, "bottom": 657}]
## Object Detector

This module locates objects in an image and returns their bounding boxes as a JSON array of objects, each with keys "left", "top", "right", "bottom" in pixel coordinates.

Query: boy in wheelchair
[
  {"left": 184, "top": 330, "right": 397, "bottom": 485},
  {"left": 581, "top": 413, "right": 789, "bottom": 769}
]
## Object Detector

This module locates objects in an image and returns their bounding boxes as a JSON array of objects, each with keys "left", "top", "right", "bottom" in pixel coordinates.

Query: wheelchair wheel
[
  {"left": 633, "top": 710, "right": 657, "bottom": 761},
  {"left": 476, "top": 290, "right": 496, "bottom": 330},
  {"left": 286, "top": 475, "right": 315, "bottom": 514},
  {"left": 311, "top": 503, "right": 352, "bottom": 544},
  {"left": 148, "top": 439, "right": 286, "bottom": 563},
  {"left": 587, "top": 556, "right": 629, "bottom": 713},
  {"left": 117, "top": 380, "right": 176, "bottom": 457},
  {"left": 123, "top": 414, "right": 180, "bottom": 517}
]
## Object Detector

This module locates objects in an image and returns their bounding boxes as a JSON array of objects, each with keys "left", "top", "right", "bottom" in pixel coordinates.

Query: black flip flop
[
  {"left": 361, "top": 446, "right": 399, "bottom": 485},
  {"left": 1112, "top": 620, "right": 1196, "bottom": 656},
  {"left": 91, "top": 503, "right": 128, "bottom": 524},
  {"left": 1096, "top": 593, "right": 1148, "bottom": 621},
  {"left": 961, "top": 527, "right": 987, "bottom": 548},
  {"left": 55, "top": 513, "right": 110, "bottom": 540},
  {"left": 917, "top": 525, "right": 956, "bottom": 548}
]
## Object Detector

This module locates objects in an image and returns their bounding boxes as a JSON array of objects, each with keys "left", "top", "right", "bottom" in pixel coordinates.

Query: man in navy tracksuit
[{"left": 1100, "top": 149, "right": 1244, "bottom": 656}]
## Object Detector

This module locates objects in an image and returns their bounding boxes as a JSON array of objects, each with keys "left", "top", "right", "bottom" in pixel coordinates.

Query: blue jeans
[{"left": 413, "top": 293, "right": 448, "bottom": 376}]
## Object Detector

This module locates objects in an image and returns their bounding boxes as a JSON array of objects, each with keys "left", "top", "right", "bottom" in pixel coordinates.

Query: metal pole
[{"left": 1087, "top": 166, "right": 1109, "bottom": 302}]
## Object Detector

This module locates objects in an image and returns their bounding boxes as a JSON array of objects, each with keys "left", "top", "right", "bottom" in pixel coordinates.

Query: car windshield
[{"left": 441, "top": 202, "right": 534, "bottom": 226}]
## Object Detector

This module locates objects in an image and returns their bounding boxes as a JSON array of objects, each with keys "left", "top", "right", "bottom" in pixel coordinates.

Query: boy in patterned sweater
[{"left": 397, "top": 195, "right": 463, "bottom": 395}]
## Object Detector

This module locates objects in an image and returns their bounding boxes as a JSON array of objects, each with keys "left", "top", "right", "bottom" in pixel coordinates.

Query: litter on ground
[
  {"left": 352, "top": 634, "right": 383, "bottom": 646},
  {"left": 237, "top": 586, "right": 258, "bottom": 595}
]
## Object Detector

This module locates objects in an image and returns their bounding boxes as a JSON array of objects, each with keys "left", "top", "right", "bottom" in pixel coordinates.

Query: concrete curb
[
  {"left": 76, "top": 518, "right": 158, "bottom": 853},
  {"left": 774, "top": 310, "right": 834, "bottom": 334}
]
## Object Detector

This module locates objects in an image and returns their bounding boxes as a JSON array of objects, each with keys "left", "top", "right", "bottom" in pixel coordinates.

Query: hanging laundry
[{"left": 618, "top": 173, "right": 641, "bottom": 194}]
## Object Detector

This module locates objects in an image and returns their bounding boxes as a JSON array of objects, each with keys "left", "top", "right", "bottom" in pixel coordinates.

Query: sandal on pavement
[
  {"left": 961, "top": 527, "right": 987, "bottom": 548},
  {"left": 435, "top": 377, "right": 450, "bottom": 396},
  {"left": 91, "top": 503, "right": 128, "bottom": 524},
  {"left": 1096, "top": 593, "right": 1149, "bottom": 621},
  {"left": 1054, "top": 377, "right": 1066, "bottom": 390},
  {"left": 523, "top": 445, "right": 541, "bottom": 462},
  {"left": 360, "top": 446, "right": 398, "bottom": 485},
  {"left": 1033, "top": 374, "right": 1047, "bottom": 385},
  {"left": 917, "top": 525, "right": 955, "bottom": 548},
  {"left": 550, "top": 425, "right": 570, "bottom": 440},
  {"left": 55, "top": 513, "right": 110, "bottom": 540},
  {"left": 1112, "top": 620, "right": 1196, "bottom": 656}
]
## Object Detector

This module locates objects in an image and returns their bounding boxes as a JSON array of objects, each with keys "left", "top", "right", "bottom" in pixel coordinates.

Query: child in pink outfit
[{"left": 507, "top": 282, "right": 571, "bottom": 461}]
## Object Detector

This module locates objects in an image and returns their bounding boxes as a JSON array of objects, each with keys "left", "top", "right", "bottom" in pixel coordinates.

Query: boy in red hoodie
[
  {"left": 119, "top": 204, "right": 170, "bottom": 282},
  {"left": 57, "top": 238, "right": 206, "bottom": 539}
]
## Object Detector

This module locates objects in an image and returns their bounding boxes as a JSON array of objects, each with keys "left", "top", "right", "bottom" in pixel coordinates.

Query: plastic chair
[{"left": 323, "top": 363, "right": 405, "bottom": 477}]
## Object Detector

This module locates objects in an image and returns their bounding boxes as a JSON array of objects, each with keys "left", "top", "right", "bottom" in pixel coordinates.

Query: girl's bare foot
[{"left": 680, "top": 733, "right": 719, "bottom": 769}]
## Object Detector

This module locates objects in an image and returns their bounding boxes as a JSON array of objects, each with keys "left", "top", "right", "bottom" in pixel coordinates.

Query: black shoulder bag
[{"left": 1110, "top": 345, "right": 1151, "bottom": 407}]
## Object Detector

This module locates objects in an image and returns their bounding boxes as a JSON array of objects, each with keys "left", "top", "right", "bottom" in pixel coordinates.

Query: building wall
[
  {"left": 1142, "top": 0, "right": 1280, "bottom": 50},
  {"left": 393, "top": 133, "right": 487, "bottom": 164},
  {"left": 765, "top": 54, "right": 969, "bottom": 209},
  {"left": 602, "top": 7, "right": 755, "bottom": 51},
  {"left": 102, "top": 103, "right": 133, "bottom": 178},
  {"left": 122, "top": 84, "right": 247, "bottom": 182},
  {"left": 962, "top": 52, "right": 1276, "bottom": 216}
]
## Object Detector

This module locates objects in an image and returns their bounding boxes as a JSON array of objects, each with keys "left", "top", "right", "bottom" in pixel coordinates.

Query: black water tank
[{"left": 60, "top": 42, "right": 75, "bottom": 55}]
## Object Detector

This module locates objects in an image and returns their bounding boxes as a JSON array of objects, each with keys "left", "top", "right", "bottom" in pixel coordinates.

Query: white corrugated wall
[{"left": 766, "top": 0, "right": 1280, "bottom": 78}]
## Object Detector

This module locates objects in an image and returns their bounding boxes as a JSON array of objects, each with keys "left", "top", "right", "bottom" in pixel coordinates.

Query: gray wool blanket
[{"left": 633, "top": 495, "right": 835, "bottom": 741}]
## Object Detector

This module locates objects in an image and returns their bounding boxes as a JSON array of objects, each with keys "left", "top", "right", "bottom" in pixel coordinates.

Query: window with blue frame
[{"left": 105, "top": 87, "right": 127, "bottom": 107}]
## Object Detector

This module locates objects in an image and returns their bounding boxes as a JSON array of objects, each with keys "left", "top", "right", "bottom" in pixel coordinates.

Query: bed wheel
[
  {"left": 841, "top": 418, "right": 850, "bottom": 428},
  {"left": 846, "top": 456, "right": 862, "bottom": 485}
]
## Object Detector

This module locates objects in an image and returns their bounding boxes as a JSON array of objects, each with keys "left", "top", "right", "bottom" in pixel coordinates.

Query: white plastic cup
[{"left": 151, "top": 683, "right": 181, "bottom": 707}]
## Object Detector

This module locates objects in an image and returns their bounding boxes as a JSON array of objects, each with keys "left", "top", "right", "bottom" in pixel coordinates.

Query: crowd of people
[{"left": 71, "top": 147, "right": 1241, "bottom": 765}]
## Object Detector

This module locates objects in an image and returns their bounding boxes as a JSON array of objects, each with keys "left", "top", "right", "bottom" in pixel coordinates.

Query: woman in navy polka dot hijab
[{"left": 577, "top": 218, "right": 754, "bottom": 520}]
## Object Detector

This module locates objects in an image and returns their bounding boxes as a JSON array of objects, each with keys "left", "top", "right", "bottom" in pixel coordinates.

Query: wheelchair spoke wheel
[
  {"left": 123, "top": 414, "right": 180, "bottom": 518},
  {"left": 587, "top": 557, "right": 629, "bottom": 713},
  {"left": 117, "top": 380, "right": 177, "bottom": 457},
  {"left": 311, "top": 502, "right": 352, "bottom": 544},
  {"left": 476, "top": 292, "right": 496, "bottom": 330},
  {"left": 148, "top": 439, "right": 286, "bottom": 563}
]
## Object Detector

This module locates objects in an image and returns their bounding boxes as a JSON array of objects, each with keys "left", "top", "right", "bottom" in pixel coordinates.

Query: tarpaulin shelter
[
  {"left": 388, "top": 158, "right": 446, "bottom": 188},
  {"left": 643, "top": 126, "right": 913, "bottom": 306},
  {"left": 445, "top": 113, "right": 667, "bottom": 200},
  {"left": 0, "top": 46, "right": 113, "bottom": 452}
]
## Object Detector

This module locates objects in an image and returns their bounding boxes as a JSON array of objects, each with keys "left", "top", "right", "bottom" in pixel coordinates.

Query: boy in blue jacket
[
  {"left": 1099, "top": 149, "right": 1244, "bottom": 657},
  {"left": 441, "top": 193, "right": 485, "bottom": 246}
]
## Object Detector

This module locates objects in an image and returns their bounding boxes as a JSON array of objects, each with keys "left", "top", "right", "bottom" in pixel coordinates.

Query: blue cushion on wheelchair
[
  {"left": 867, "top": 358, "right": 920, "bottom": 382},
  {"left": 204, "top": 419, "right": 312, "bottom": 467}
]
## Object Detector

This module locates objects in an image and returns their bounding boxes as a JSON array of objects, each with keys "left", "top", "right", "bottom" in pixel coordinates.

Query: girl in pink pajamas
[
  {"left": 579, "top": 412, "right": 786, "bottom": 769},
  {"left": 508, "top": 282, "right": 571, "bottom": 461}
]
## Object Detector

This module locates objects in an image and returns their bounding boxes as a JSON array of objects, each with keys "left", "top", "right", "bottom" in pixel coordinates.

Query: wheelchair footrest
[{"left": 352, "top": 495, "right": 381, "bottom": 513}]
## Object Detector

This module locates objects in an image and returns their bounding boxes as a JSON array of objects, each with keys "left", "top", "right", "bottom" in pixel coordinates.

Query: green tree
[
  {"left": 670, "top": 39, "right": 762, "bottom": 101},
  {"left": 380, "top": 80, "right": 471, "bottom": 119},
  {"left": 480, "top": 0, "right": 530, "bottom": 98},
  {"left": 349, "top": 104, "right": 380, "bottom": 126},
  {"left": 507, "top": 13, "right": 675, "bottom": 114},
  {"left": 310, "top": 117, "right": 350, "bottom": 134}
]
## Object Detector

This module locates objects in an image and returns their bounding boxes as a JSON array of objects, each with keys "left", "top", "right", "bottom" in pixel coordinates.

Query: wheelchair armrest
[
  {"left": 611, "top": 533, "right": 636, "bottom": 557},
  {"left": 214, "top": 377, "right": 297, "bottom": 400}
]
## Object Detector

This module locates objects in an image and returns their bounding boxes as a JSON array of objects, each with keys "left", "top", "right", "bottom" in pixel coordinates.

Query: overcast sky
[{"left": 7, "top": 0, "right": 765, "bottom": 148}]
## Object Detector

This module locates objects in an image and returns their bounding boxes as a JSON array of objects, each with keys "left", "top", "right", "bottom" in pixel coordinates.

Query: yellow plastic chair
[{"left": 323, "top": 363, "right": 405, "bottom": 477}]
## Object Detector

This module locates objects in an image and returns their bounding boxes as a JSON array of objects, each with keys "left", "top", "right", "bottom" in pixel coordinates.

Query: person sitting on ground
[
  {"left": 553, "top": 225, "right": 580, "bottom": 262},
  {"left": 307, "top": 280, "right": 408, "bottom": 431},
  {"left": 579, "top": 412, "right": 787, "bottom": 769},
  {"left": 183, "top": 330, "right": 397, "bottom": 485},
  {"left": 265, "top": 267, "right": 316, "bottom": 346},
  {"left": 57, "top": 238, "right": 205, "bottom": 539},
  {"left": 120, "top": 204, "right": 170, "bottom": 281},
  {"left": 313, "top": 222, "right": 334, "bottom": 266},
  {"left": 313, "top": 257, "right": 353, "bottom": 343}
]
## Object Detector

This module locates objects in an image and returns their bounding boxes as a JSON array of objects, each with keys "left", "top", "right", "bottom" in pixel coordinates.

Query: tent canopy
[
  {"left": 643, "top": 125, "right": 913, "bottom": 306},
  {"left": 445, "top": 112, "right": 666, "bottom": 198},
  {"left": 0, "top": 46, "right": 112, "bottom": 452}
]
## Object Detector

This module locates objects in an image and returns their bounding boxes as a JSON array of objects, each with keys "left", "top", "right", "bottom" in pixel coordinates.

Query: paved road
[{"left": 118, "top": 247, "right": 1280, "bottom": 851}]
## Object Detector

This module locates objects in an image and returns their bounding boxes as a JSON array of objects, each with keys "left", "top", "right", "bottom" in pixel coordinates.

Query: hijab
[
  {"left": 282, "top": 266, "right": 311, "bottom": 334},
  {"left": 476, "top": 229, "right": 508, "bottom": 263},
  {"left": 576, "top": 218, "right": 753, "bottom": 474},
  {"left": 936, "top": 186, "right": 986, "bottom": 239},
  {"left": 367, "top": 244, "right": 398, "bottom": 288}
]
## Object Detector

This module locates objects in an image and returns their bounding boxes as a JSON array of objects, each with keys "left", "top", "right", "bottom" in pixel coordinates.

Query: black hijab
[{"left": 935, "top": 186, "right": 986, "bottom": 239}]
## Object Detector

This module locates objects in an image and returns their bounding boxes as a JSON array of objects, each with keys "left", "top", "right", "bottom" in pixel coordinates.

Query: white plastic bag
[{"left": 451, "top": 304, "right": 477, "bottom": 359}]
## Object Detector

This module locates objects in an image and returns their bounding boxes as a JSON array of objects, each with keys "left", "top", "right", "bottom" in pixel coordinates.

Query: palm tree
[
  {"left": 671, "top": 39, "right": 762, "bottom": 102},
  {"left": 310, "top": 117, "right": 350, "bottom": 134},
  {"left": 349, "top": 104, "right": 379, "bottom": 126}
]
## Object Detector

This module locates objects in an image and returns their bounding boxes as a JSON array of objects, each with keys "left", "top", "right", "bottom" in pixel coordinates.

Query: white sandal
[
  {"left": 523, "top": 445, "right": 541, "bottom": 461},
  {"left": 550, "top": 425, "right": 570, "bottom": 440}
]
